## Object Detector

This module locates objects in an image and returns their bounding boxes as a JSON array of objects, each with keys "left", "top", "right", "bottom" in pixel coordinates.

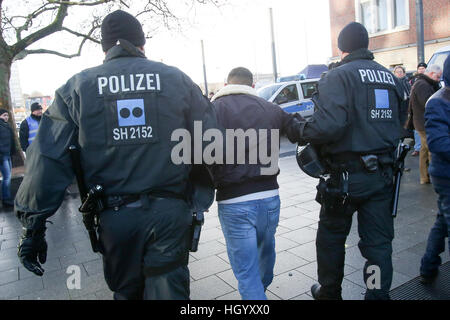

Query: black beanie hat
[
  {"left": 31, "top": 102, "right": 43, "bottom": 112},
  {"left": 0, "top": 109, "right": 8, "bottom": 116},
  {"left": 101, "top": 10, "right": 146, "bottom": 52},
  {"left": 417, "top": 62, "right": 427, "bottom": 69},
  {"left": 338, "top": 22, "right": 369, "bottom": 53}
]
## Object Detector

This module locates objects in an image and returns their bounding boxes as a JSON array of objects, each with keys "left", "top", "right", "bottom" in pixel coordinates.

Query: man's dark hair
[{"left": 227, "top": 67, "right": 253, "bottom": 86}]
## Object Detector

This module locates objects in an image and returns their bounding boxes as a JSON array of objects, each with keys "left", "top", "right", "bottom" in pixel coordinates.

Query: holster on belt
[{"left": 315, "top": 170, "right": 351, "bottom": 216}]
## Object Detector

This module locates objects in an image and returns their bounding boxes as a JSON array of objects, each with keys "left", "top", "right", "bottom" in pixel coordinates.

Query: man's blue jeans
[
  {"left": 0, "top": 155, "right": 12, "bottom": 201},
  {"left": 218, "top": 195, "right": 280, "bottom": 300},
  {"left": 420, "top": 176, "right": 450, "bottom": 277},
  {"left": 414, "top": 130, "right": 421, "bottom": 152}
]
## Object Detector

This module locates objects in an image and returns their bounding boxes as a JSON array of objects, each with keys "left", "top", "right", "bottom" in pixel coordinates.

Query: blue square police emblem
[{"left": 117, "top": 99, "right": 146, "bottom": 127}]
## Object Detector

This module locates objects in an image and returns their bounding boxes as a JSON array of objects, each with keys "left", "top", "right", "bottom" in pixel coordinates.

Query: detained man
[{"left": 211, "top": 67, "right": 302, "bottom": 299}]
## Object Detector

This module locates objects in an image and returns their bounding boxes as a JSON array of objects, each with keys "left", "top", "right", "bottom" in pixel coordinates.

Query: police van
[
  {"left": 427, "top": 45, "right": 450, "bottom": 87},
  {"left": 257, "top": 79, "right": 319, "bottom": 118}
]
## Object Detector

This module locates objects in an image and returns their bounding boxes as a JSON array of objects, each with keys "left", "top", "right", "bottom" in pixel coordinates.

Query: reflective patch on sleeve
[{"left": 105, "top": 94, "right": 159, "bottom": 146}]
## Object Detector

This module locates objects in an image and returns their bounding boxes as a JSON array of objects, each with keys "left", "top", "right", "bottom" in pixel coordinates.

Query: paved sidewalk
[{"left": 0, "top": 153, "right": 447, "bottom": 300}]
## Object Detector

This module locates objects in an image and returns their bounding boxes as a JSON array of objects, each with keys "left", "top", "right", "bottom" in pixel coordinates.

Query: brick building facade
[{"left": 329, "top": 0, "right": 450, "bottom": 71}]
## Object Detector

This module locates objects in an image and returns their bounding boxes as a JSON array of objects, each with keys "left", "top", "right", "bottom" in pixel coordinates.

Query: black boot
[
  {"left": 419, "top": 272, "right": 438, "bottom": 285},
  {"left": 311, "top": 283, "right": 343, "bottom": 300}
]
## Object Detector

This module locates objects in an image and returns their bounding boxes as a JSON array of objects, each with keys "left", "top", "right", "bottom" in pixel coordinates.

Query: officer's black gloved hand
[{"left": 17, "top": 227, "right": 47, "bottom": 276}]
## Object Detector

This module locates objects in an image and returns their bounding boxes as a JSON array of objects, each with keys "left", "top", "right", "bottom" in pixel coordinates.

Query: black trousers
[
  {"left": 97, "top": 197, "right": 192, "bottom": 300},
  {"left": 316, "top": 166, "right": 395, "bottom": 300}
]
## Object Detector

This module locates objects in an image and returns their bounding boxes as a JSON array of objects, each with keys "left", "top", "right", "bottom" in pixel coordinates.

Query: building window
[
  {"left": 394, "top": 0, "right": 408, "bottom": 27},
  {"left": 355, "top": 0, "right": 409, "bottom": 35}
]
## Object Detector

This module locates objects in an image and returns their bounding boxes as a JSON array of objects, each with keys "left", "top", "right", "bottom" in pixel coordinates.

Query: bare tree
[{"left": 0, "top": 0, "right": 222, "bottom": 164}]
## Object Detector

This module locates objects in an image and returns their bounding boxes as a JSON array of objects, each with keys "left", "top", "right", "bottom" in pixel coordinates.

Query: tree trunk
[{"left": 0, "top": 53, "right": 24, "bottom": 167}]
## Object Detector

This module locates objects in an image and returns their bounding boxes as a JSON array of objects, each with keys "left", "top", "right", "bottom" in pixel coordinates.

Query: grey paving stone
[
  {"left": 216, "top": 290, "right": 240, "bottom": 300},
  {"left": 391, "top": 271, "right": 413, "bottom": 290},
  {"left": 341, "top": 279, "right": 365, "bottom": 300},
  {"left": 392, "top": 237, "right": 417, "bottom": 254},
  {"left": 392, "top": 250, "right": 423, "bottom": 278},
  {"left": 0, "top": 267, "right": 18, "bottom": 285},
  {"left": 0, "top": 257, "right": 22, "bottom": 272},
  {"left": 42, "top": 267, "right": 86, "bottom": 291},
  {"left": 189, "top": 255, "right": 230, "bottom": 280},
  {"left": 308, "top": 222, "right": 319, "bottom": 230},
  {"left": 216, "top": 252, "right": 230, "bottom": 264},
  {"left": 273, "top": 251, "right": 309, "bottom": 275},
  {"left": 278, "top": 216, "right": 316, "bottom": 231},
  {"left": 0, "top": 276, "right": 43, "bottom": 299},
  {"left": 67, "top": 273, "right": 109, "bottom": 299},
  {"left": 0, "top": 232, "right": 20, "bottom": 242},
  {"left": 280, "top": 198, "right": 301, "bottom": 209},
  {"left": 19, "top": 258, "right": 62, "bottom": 280},
  {"left": 404, "top": 241, "right": 428, "bottom": 256},
  {"left": 287, "top": 241, "right": 316, "bottom": 262},
  {"left": 83, "top": 258, "right": 103, "bottom": 276},
  {"left": 275, "top": 236, "right": 299, "bottom": 253},
  {"left": 216, "top": 269, "right": 238, "bottom": 290},
  {"left": 344, "top": 246, "right": 366, "bottom": 269},
  {"left": 274, "top": 225, "right": 291, "bottom": 236},
  {"left": 190, "top": 275, "right": 234, "bottom": 300},
  {"left": 291, "top": 293, "right": 314, "bottom": 300},
  {"left": 46, "top": 243, "right": 78, "bottom": 260},
  {"left": 0, "top": 239, "right": 19, "bottom": 250},
  {"left": 345, "top": 269, "right": 365, "bottom": 287},
  {"left": 72, "top": 239, "right": 93, "bottom": 253},
  {"left": 300, "top": 210, "right": 320, "bottom": 221},
  {"left": 95, "top": 288, "right": 114, "bottom": 300},
  {"left": 203, "top": 216, "right": 221, "bottom": 230},
  {"left": 297, "top": 200, "right": 322, "bottom": 211},
  {"left": 280, "top": 206, "right": 309, "bottom": 219},
  {"left": 0, "top": 247, "right": 19, "bottom": 260},
  {"left": 199, "top": 228, "right": 224, "bottom": 243},
  {"left": 59, "top": 250, "right": 101, "bottom": 269},
  {"left": 280, "top": 227, "right": 317, "bottom": 245},
  {"left": 20, "top": 286, "right": 70, "bottom": 300},
  {"left": 191, "top": 240, "right": 227, "bottom": 260},
  {"left": 268, "top": 270, "right": 316, "bottom": 300},
  {"left": 297, "top": 262, "right": 356, "bottom": 281},
  {"left": 289, "top": 193, "right": 317, "bottom": 203},
  {"left": 266, "top": 290, "right": 282, "bottom": 300},
  {"left": 73, "top": 293, "right": 98, "bottom": 300}
]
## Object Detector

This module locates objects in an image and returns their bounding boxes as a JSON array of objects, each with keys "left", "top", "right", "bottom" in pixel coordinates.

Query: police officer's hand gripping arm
[
  {"left": 287, "top": 70, "right": 351, "bottom": 146},
  {"left": 15, "top": 91, "right": 76, "bottom": 276}
]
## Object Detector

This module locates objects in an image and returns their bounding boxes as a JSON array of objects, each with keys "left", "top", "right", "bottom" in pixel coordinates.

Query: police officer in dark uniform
[
  {"left": 296, "top": 22, "right": 403, "bottom": 300},
  {"left": 15, "top": 10, "right": 217, "bottom": 300}
]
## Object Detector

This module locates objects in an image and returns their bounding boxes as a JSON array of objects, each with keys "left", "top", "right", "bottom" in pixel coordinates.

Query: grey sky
[{"left": 16, "top": 0, "right": 332, "bottom": 95}]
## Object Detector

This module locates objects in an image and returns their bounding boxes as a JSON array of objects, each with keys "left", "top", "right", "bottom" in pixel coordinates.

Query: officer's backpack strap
[{"left": 142, "top": 253, "right": 189, "bottom": 278}]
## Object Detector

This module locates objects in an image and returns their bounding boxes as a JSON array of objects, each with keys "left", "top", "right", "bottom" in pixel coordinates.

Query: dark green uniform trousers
[
  {"left": 316, "top": 165, "right": 395, "bottom": 300},
  {"left": 97, "top": 197, "right": 192, "bottom": 300}
]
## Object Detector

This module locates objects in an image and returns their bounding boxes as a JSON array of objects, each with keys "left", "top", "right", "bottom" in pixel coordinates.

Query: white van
[
  {"left": 257, "top": 79, "right": 319, "bottom": 118},
  {"left": 427, "top": 45, "right": 450, "bottom": 87}
]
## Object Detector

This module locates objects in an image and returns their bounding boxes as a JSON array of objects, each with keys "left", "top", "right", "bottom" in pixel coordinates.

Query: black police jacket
[
  {"left": 299, "top": 49, "right": 403, "bottom": 155},
  {"left": 15, "top": 43, "right": 218, "bottom": 230}
]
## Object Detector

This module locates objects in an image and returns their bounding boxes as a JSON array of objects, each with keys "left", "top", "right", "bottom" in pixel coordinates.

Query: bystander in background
[
  {"left": 19, "top": 102, "right": 43, "bottom": 153},
  {"left": 409, "top": 64, "right": 442, "bottom": 184},
  {"left": 410, "top": 62, "right": 428, "bottom": 156},
  {"left": 0, "top": 109, "right": 17, "bottom": 208},
  {"left": 419, "top": 55, "right": 450, "bottom": 284}
]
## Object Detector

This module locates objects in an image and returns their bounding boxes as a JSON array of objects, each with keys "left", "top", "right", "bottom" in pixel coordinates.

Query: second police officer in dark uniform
[
  {"left": 296, "top": 22, "right": 403, "bottom": 300},
  {"left": 15, "top": 10, "right": 217, "bottom": 300}
]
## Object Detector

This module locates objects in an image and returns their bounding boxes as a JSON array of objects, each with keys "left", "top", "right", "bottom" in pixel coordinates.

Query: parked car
[
  {"left": 257, "top": 79, "right": 319, "bottom": 118},
  {"left": 427, "top": 45, "right": 450, "bottom": 87}
]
